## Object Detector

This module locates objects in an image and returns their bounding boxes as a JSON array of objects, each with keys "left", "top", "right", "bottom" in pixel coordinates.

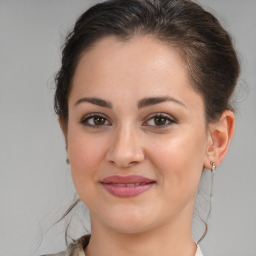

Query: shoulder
[
  {"left": 40, "top": 253, "right": 65, "bottom": 256},
  {"left": 41, "top": 234, "right": 90, "bottom": 256}
]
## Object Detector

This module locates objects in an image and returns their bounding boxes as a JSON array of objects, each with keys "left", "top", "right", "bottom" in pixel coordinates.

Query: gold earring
[
  {"left": 210, "top": 161, "right": 216, "bottom": 173},
  {"left": 66, "top": 158, "right": 70, "bottom": 164}
]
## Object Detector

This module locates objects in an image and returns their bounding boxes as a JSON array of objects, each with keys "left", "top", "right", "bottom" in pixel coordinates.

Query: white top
[
  {"left": 72, "top": 246, "right": 203, "bottom": 256},
  {"left": 44, "top": 246, "right": 203, "bottom": 256},
  {"left": 43, "top": 235, "right": 204, "bottom": 256}
]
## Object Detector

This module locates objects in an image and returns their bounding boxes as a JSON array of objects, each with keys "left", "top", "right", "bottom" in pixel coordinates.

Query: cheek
[
  {"left": 67, "top": 128, "right": 107, "bottom": 198},
  {"left": 146, "top": 129, "right": 207, "bottom": 196}
]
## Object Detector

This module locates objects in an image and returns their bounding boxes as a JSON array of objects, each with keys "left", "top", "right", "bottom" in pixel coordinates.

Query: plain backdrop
[{"left": 0, "top": 0, "right": 255, "bottom": 255}]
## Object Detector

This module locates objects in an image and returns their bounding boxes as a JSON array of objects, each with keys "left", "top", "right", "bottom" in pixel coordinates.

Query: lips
[
  {"left": 100, "top": 175, "right": 155, "bottom": 198},
  {"left": 101, "top": 175, "right": 155, "bottom": 184}
]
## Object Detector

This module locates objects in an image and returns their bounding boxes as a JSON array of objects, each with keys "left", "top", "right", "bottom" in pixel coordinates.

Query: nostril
[
  {"left": 108, "top": 159, "right": 139, "bottom": 168},
  {"left": 105, "top": 138, "right": 145, "bottom": 167}
]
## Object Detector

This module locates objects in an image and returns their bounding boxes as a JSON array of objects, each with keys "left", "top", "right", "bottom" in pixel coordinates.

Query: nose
[{"left": 106, "top": 125, "right": 145, "bottom": 168}]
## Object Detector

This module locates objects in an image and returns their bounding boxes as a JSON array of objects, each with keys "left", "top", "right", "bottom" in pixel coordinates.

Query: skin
[{"left": 59, "top": 35, "right": 235, "bottom": 256}]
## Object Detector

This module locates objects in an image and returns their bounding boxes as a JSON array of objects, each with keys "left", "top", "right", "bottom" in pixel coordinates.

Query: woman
[{"left": 45, "top": 0, "right": 240, "bottom": 255}]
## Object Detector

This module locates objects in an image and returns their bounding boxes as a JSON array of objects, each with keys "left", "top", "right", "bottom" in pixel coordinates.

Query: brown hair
[
  {"left": 55, "top": 0, "right": 239, "bottom": 126},
  {"left": 54, "top": 0, "right": 240, "bottom": 243}
]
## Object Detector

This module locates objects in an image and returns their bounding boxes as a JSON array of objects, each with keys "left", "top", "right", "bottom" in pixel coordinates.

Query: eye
[
  {"left": 80, "top": 113, "right": 111, "bottom": 128},
  {"left": 143, "top": 113, "right": 176, "bottom": 128}
]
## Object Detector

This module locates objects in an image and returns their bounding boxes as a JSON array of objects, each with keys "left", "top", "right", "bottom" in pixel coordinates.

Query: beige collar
[{"left": 59, "top": 235, "right": 204, "bottom": 256}]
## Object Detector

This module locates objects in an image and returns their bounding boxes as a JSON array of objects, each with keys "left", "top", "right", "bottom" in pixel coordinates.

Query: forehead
[
  {"left": 73, "top": 35, "right": 187, "bottom": 86},
  {"left": 70, "top": 35, "right": 203, "bottom": 110}
]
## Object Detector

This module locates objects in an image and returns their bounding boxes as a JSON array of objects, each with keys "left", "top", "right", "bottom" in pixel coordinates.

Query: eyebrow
[
  {"left": 75, "top": 97, "right": 112, "bottom": 108},
  {"left": 137, "top": 96, "right": 187, "bottom": 109},
  {"left": 74, "top": 96, "right": 187, "bottom": 109}
]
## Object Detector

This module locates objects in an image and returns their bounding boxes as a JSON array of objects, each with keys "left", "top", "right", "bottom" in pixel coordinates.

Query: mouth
[
  {"left": 106, "top": 182, "right": 153, "bottom": 186},
  {"left": 100, "top": 175, "right": 156, "bottom": 198}
]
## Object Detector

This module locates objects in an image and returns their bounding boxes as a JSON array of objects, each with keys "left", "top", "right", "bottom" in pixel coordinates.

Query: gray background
[{"left": 0, "top": 0, "right": 255, "bottom": 255}]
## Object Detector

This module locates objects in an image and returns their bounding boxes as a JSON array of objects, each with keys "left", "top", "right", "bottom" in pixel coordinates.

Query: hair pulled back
[{"left": 54, "top": 0, "right": 240, "bottom": 125}]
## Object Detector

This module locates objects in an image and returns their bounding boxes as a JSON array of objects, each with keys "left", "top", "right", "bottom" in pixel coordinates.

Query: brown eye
[
  {"left": 81, "top": 114, "right": 111, "bottom": 128},
  {"left": 143, "top": 113, "right": 176, "bottom": 128},
  {"left": 94, "top": 116, "right": 106, "bottom": 125},
  {"left": 154, "top": 116, "right": 167, "bottom": 126}
]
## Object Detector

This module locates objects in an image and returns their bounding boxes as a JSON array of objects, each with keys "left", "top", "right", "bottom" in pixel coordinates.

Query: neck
[{"left": 85, "top": 211, "right": 197, "bottom": 256}]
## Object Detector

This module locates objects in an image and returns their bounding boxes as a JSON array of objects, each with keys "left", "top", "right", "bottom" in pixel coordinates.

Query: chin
[
  {"left": 105, "top": 217, "right": 153, "bottom": 234},
  {"left": 97, "top": 205, "right": 160, "bottom": 234}
]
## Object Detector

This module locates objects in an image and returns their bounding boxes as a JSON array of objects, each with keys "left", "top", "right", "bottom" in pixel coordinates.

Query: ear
[
  {"left": 58, "top": 116, "right": 68, "bottom": 151},
  {"left": 204, "top": 110, "right": 235, "bottom": 169}
]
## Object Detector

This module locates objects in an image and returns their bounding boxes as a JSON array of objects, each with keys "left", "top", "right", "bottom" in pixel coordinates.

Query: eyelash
[
  {"left": 80, "top": 113, "right": 176, "bottom": 129},
  {"left": 80, "top": 113, "right": 111, "bottom": 129},
  {"left": 143, "top": 113, "right": 176, "bottom": 128}
]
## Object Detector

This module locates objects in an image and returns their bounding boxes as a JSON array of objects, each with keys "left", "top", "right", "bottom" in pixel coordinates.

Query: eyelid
[
  {"left": 80, "top": 112, "right": 176, "bottom": 129},
  {"left": 142, "top": 112, "right": 176, "bottom": 128},
  {"left": 80, "top": 112, "right": 112, "bottom": 127}
]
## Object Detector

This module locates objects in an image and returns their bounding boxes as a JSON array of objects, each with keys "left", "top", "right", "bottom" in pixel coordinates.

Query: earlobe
[{"left": 204, "top": 110, "right": 235, "bottom": 169}]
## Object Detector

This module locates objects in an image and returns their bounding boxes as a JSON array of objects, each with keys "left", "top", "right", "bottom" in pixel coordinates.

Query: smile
[
  {"left": 100, "top": 175, "right": 156, "bottom": 197},
  {"left": 110, "top": 183, "right": 149, "bottom": 186}
]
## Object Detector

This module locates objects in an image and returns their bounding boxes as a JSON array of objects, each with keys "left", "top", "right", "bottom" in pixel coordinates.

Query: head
[{"left": 55, "top": 0, "right": 239, "bottom": 237}]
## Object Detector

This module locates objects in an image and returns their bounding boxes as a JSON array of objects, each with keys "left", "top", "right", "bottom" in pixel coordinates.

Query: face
[{"left": 64, "top": 35, "right": 211, "bottom": 234}]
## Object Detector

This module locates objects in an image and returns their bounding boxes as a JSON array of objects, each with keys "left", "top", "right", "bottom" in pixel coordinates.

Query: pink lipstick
[{"left": 100, "top": 175, "right": 155, "bottom": 198}]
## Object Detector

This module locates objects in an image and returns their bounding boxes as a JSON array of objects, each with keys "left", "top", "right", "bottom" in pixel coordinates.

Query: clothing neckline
[{"left": 65, "top": 234, "right": 203, "bottom": 256}]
